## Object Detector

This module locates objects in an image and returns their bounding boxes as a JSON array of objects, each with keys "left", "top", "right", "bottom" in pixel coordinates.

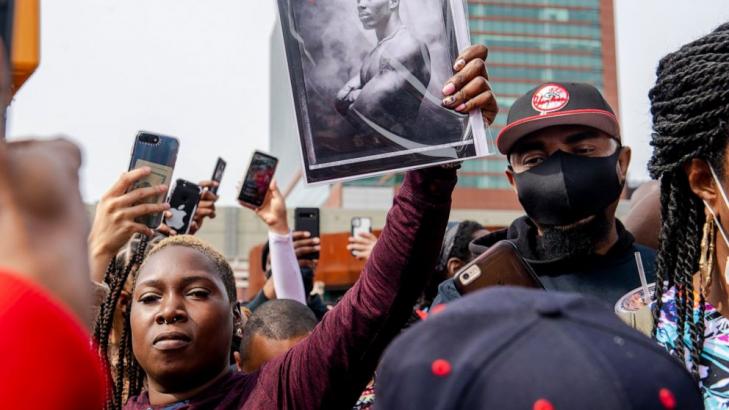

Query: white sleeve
[{"left": 268, "top": 230, "right": 307, "bottom": 304}]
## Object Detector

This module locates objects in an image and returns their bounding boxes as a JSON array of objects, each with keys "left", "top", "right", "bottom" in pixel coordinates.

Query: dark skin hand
[
  {"left": 131, "top": 246, "right": 240, "bottom": 405},
  {"left": 441, "top": 44, "right": 498, "bottom": 126},
  {"left": 0, "top": 138, "right": 92, "bottom": 326},
  {"left": 89, "top": 167, "right": 170, "bottom": 283}
]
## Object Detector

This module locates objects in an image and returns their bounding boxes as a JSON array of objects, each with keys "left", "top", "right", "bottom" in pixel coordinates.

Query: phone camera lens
[
  {"left": 151, "top": 136, "right": 159, "bottom": 144},
  {"left": 462, "top": 273, "right": 470, "bottom": 280}
]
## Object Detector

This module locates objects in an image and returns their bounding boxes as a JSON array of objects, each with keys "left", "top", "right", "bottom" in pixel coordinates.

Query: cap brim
[{"left": 496, "top": 109, "right": 620, "bottom": 155}]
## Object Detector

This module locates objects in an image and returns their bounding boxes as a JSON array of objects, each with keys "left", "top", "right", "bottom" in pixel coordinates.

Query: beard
[{"left": 535, "top": 210, "right": 613, "bottom": 261}]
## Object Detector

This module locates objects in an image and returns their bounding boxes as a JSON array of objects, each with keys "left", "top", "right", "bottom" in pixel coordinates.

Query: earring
[
  {"left": 236, "top": 327, "right": 243, "bottom": 337},
  {"left": 700, "top": 213, "right": 716, "bottom": 292}
]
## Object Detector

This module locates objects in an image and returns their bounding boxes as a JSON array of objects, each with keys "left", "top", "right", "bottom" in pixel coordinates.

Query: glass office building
[{"left": 455, "top": 0, "right": 619, "bottom": 209}]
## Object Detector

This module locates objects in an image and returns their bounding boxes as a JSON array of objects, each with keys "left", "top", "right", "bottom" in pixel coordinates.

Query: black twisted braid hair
[
  {"left": 648, "top": 22, "right": 729, "bottom": 380},
  {"left": 93, "top": 234, "right": 151, "bottom": 410}
]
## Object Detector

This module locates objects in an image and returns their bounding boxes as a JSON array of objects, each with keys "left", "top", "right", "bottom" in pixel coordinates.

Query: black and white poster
[{"left": 277, "top": 0, "right": 491, "bottom": 184}]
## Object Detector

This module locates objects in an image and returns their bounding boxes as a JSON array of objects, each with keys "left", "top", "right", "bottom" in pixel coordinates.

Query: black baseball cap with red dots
[{"left": 376, "top": 287, "right": 703, "bottom": 410}]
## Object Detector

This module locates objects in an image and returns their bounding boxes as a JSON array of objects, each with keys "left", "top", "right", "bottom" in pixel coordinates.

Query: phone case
[
  {"left": 351, "top": 217, "right": 372, "bottom": 237},
  {"left": 165, "top": 179, "right": 202, "bottom": 235},
  {"left": 210, "top": 157, "right": 226, "bottom": 195},
  {"left": 295, "top": 207, "right": 320, "bottom": 260},
  {"left": 128, "top": 131, "right": 180, "bottom": 229},
  {"left": 454, "top": 240, "right": 543, "bottom": 295},
  {"left": 238, "top": 151, "right": 278, "bottom": 208}
]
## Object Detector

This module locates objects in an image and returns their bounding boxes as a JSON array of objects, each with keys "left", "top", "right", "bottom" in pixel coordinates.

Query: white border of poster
[{"left": 277, "top": 0, "right": 493, "bottom": 184}]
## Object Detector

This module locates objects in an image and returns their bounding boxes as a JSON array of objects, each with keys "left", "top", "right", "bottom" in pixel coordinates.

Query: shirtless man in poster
[{"left": 335, "top": 0, "right": 431, "bottom": 144}]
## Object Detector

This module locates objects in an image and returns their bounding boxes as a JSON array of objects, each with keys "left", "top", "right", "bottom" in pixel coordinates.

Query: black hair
[
  {"left": 239, "top": 299, "right": 317, "bottom": 364},
  {"left": 648, "top": 22, "right": 729, "bottom": 380},
  {"left": 93, "top": 234, "right": 150, "bottom": 410},
  {"left": 450, "top": 220, "right": 484, "bottom": 263}
]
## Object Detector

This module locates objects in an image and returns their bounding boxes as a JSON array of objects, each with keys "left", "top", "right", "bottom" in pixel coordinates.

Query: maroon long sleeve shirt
[{"left": 125, "top": 167, "right": 457, "bottom": 410}]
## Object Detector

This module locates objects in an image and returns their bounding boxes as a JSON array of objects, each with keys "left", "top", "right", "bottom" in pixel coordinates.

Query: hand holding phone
[
  {"left": 349, "top": 217, "right": 375, "bottom": 259},
  {"left": 209, "top": 157, "right": 226, "bottom": 195},
  {"left": 238, "top": 151, "right": 278, "bottom": 209},
  {"left": 453, "top": 241, "right": 543, "bottom": 295},
  {"left": 88, "top": 168, "right": 170, "bottom": 282},
  {"left": 127, "top": 131, "right": 179, "bottom": 228},
  {"left": 295, "top": 208, "right": 320, "bottom": 260},
  {"left": 253, "top": 180, "right": 289, "bottom": 235},
  {"left": 164, "top": 179, "right": 202, "bottom": 235}
]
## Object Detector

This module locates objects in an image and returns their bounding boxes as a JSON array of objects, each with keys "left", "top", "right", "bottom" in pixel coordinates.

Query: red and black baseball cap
[{"left": 497, "top": 82, "right": 620, "bottom": 155}]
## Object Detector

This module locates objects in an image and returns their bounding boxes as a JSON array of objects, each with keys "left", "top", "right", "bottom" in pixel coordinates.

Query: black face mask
[{"left": 513, "top": 149, "right": 623, "bottom": 226}]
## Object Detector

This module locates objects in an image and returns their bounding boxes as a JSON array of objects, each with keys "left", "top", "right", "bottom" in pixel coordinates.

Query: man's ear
[
  {"left": 505, "top": 168, "right": 518, "bottom": 194},
  {"left": 685, "top": 158, "right": 719, "bottom": 208},
  {"left": 446, "top": 257, "right": 465, "bottom": 278},
  {"left": 617, "top": 146, "right": 632, "bottom": 184}
]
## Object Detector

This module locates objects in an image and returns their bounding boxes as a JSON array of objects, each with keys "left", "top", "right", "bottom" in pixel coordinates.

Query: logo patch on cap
[{"left": 531, "top": 84, "right": 570, "bottom": 114}]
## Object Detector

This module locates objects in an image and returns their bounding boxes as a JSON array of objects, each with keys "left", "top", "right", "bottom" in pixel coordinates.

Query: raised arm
[
  {"left": 268, "top": 231, "right": 307, "bottom": 304},
  {"left": 246, "top": 180, "right": 307, "bottom": 304},
  {"left": 249, "top": 43, "right": 496, "bottom": 410},
  {"left": 256, "top": 167, "right": 457, "bottom": 408}
]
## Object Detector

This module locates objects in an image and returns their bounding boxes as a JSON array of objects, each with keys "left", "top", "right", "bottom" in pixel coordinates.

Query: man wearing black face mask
[{"left": 434, "top": 82, "right": 656, "bottom": 307}]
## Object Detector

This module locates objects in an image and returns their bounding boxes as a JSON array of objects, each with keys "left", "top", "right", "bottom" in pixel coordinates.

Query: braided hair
[
  {"left": 93, "top": 234, "right": 151, "bottom": 410},
  {"left": 648, "top": 22, "right": 729, "bottom": 380}
]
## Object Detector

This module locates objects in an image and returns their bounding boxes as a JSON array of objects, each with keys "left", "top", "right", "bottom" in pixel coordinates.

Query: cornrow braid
[{"left": 648, "top": 22, "right": 729, "bottom": 381}]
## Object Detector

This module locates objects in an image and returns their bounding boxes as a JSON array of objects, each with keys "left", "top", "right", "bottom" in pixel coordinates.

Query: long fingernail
[
  {"left": 442, "top": 83, "right": 455, "bottom": 96},
  {"left": 455, "top": 103, "right": 467, "bottom": 112},
  {"left": 314, "top": 238, "right": 320, "bottom": 243},
  {"left": 453, "top": 59, "right": 466, "bottom": 71},
  {"left": 442, "top": 96, "right": 456, "bottom": 106}
]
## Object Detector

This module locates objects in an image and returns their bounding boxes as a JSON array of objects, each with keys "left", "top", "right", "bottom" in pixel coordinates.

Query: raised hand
[
  {"left": 293, "top": 230, "right": 320, "bottom": 269},
  {"left": 246, "top": 180, "right": 288, "bottom": 235},
  {"left": 347, "top": 231, "right": 378, "bottom": 261},
  {"left": 441, "top": 44, "right": 498, "bottom": 126},
  {"left": 88, "top": 168, "right": 169, "bottom": 283},
  {"left": 189, "top": 179, "right": 219, "bottom": 235},
  {"left": 0, "top": 138, "right": 93, "bottom": 325}
]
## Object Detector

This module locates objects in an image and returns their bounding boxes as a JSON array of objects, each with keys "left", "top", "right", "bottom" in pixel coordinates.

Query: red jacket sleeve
[
  {"left": 0, "top": 271, "right": 106, "bottom": 410},
  {"left": 250, "top": 167, "right": 457, "bottom": 409}
]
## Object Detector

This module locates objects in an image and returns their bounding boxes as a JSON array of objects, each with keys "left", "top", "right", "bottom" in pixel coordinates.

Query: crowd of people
[{"left": 1, "top": 16, "right": 729, "bottom": 410}]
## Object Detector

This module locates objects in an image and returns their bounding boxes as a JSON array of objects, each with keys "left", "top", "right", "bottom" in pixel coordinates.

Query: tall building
[
  {"left": 456, "top": 0, "right": 619, "bottom": 209},
  {"left": 269, "top": 0, "right": 618, "bottom": 214}
]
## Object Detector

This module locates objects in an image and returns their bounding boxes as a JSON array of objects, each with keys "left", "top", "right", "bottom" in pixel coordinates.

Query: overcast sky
[{"left": 7, "top": 1, "right": 729, "bottom": 203}]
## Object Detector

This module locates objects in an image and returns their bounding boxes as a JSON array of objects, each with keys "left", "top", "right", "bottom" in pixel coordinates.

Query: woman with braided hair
[{"left": 649, "top": 22, "right": 729, "bottom": 408}]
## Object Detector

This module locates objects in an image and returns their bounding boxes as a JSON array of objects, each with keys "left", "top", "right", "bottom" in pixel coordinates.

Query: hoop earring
[{"left": 700, "top": 213, "right": 716, "bottom": 293}]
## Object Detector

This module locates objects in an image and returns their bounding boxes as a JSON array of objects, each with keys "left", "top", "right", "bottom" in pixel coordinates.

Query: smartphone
[
  {"left": 351, "top": 217, "right": 372, "bottom": 237},
  {"left": 210, "top": 157, "right": 226, "bottom": 195},
  {"left": 238, "top": 151, "right": 278, "bottom": 209},
  {"left": 164, "top": 179, "right": 202, "bottom": 235},
  {"left": 128, "top": 131, "right": 179, "bottom": 228},
  {"left": 350, "top": 217, "right": 372, "bottom": 256},
  {"left": 454, "top": 240, "right": 543, "bottom": 295},
  {"left": 295, "top": 208, "right": 320, "bottom": 260}
]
